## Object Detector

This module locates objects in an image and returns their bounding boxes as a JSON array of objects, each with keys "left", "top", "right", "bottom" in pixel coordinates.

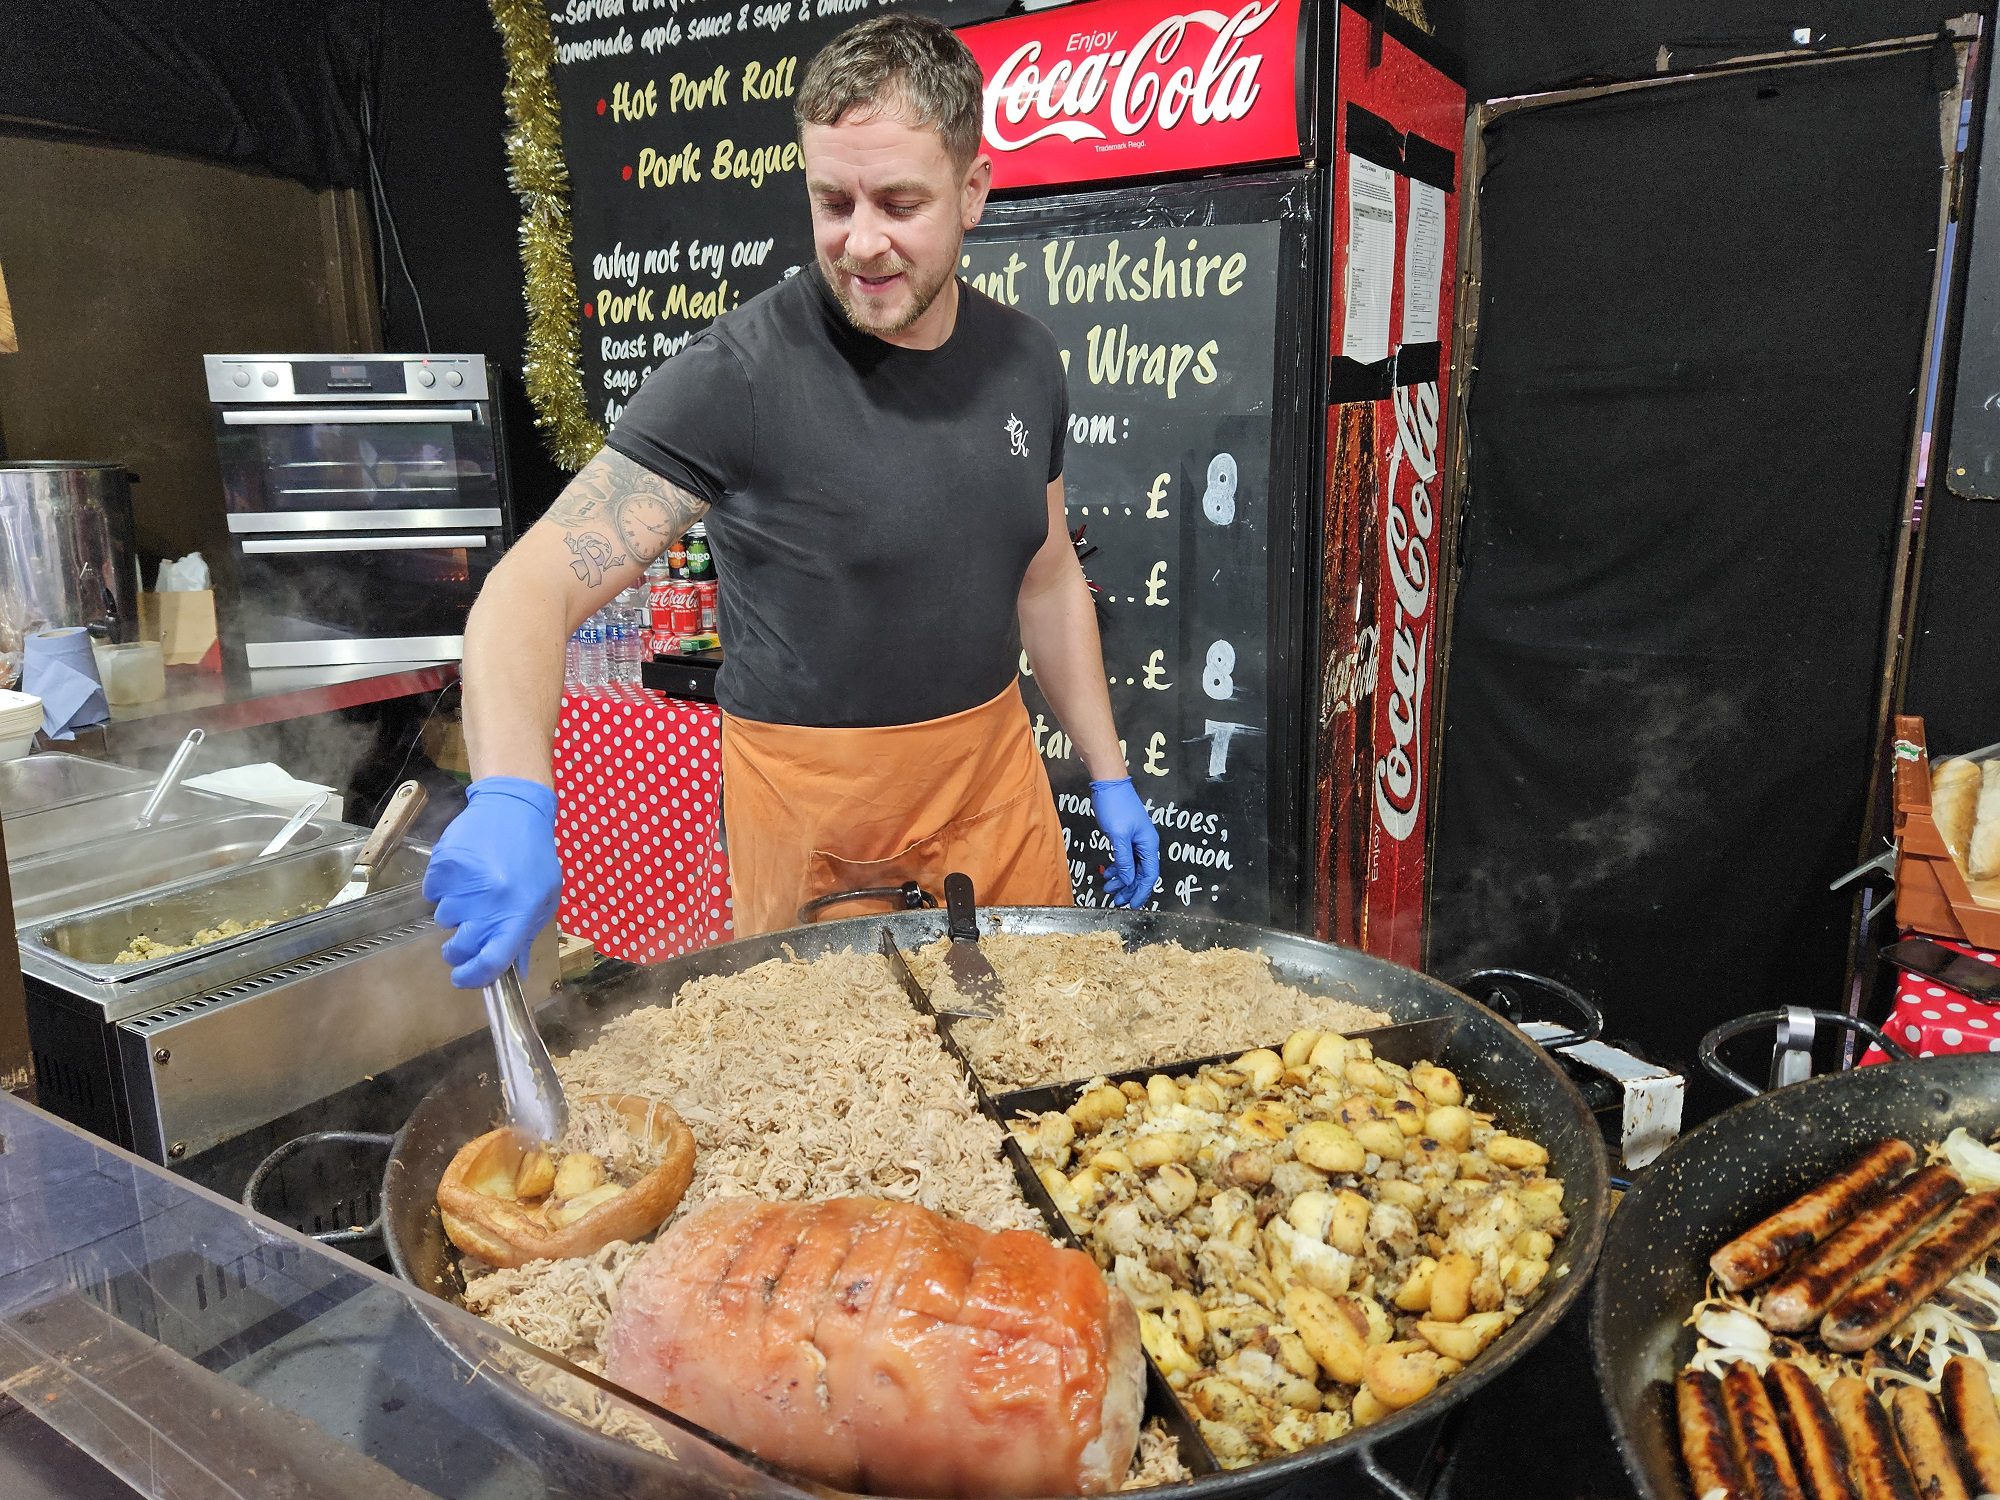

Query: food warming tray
[
  {"left": 0, "top": 750, "right": 148, "bottom": 816},
  {"left": 378, "top": 907, "right": 1612, "bottom": 1500},
  {"left": 11, "top": 810, "right": 361, "bottom": 926},
  {"left": 19, "top": 835, "right": 435, "bottom": 1021},
  {"left": 1, "top": 784, "right": 252, "bottom": 863}
]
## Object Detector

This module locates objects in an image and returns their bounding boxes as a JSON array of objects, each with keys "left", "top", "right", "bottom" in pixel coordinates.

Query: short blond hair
[{"left": 796, "top": 15, "right": 985, "bottom": 171}]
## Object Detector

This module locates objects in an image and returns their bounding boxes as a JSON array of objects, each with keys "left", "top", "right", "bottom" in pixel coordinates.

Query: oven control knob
[
  {"left": 261, "top": 369, "right": 280, "bottom": 388},
  {"left": 231, "top": 369, "right": 251, "bottom": 388},
  {"left": 417, "top": 369, "right": 437, "bottom": 387},
  {"left": 445, "top": 369, "right": 464, "bottom": 388}
]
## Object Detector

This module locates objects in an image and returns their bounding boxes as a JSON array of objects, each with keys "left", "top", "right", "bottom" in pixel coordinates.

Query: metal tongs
[{"left": 482, "top": 964, "right": 568, "bottom": 1145}]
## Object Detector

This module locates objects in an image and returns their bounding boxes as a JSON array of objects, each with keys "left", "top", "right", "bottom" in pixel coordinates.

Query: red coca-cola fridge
[{"left": 958, "top": 0, "right": 1462, "bottom": 962}]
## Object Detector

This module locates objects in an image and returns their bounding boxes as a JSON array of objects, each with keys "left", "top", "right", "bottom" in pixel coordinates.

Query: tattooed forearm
[{"left": 544, "top": 449, "right": 710, "bottom": 573}]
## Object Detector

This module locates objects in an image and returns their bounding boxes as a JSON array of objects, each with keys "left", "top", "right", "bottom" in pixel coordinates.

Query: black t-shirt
[{"left": 606, "top": 267, "right": 1067, "bottom": 727}]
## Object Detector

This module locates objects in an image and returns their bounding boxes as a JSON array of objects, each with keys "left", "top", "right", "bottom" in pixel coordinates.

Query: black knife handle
[{"left": 945, "top": 872, "right": 980, "bottom": 942}]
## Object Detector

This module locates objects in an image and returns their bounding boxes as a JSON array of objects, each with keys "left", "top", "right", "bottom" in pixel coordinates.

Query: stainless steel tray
[
  {"left": 2, "top": 786, "right": 254, "bottom": 864},
  {"left": 11, "top": 812, "right": 366, "bottom": 927},
  {"left": 0, "top": 752, "right": 148, "bottom": 817},
  {"left": 24, "top": 837, "right": 431, "bottom": 979}
]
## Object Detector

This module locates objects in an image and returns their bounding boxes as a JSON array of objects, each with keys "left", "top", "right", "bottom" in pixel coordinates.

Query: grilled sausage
[
  {"left": 1765, "top": 1362, "right": 1859, "bottom": 1500},
  {"left": 1711, "top": 1140, "right": 1918, "bottom": 1293},
  {"left": 1885, "top": 1387, "right": 1970, "bottom": 1500},
  {"left": 1821, "top": 1191, "right": 2000, "bottom": 1353},
  {"left": 1827, "top": 1378, "right": 1922, "bottom": 1500},
  {"left": 1760, "top": 1168, "right": 1964, "bottom": 1332},
  {"left": 1939, "top": 1356, "right": 2000, "bottom": 1496},
  {"left": 1680, "top": 1369, "right": 1753, "bottom": 1500},
  {"left": 1722, "top": 1361, "right": 1806, "bottom": 1500}
]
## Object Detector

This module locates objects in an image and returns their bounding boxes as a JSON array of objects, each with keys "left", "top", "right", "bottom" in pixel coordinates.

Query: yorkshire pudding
[{"left": 438, "top": 1094, "right": 696, "bottom": 1269}]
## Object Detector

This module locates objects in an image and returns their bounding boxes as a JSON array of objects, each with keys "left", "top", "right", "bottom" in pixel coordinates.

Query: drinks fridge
[{"left": 958, "top": 0, "right": 1464, "bottom": 961}]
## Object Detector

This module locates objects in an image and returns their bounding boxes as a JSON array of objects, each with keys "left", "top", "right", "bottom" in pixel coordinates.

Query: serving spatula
[
  {"left": 939, "top": 872, "right": 1005, "bottom": 1016},
  {"left": 880, "top": 926, "right": 995, "bottom": 1023},
  {"left": 326, "top": 779, "right": 427, "bottom": 906}
]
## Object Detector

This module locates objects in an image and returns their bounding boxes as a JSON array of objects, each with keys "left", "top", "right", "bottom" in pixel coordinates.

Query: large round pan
[
  {"left": 1589, "top": 1044, "right": 2000, "bottom": 1499},
  {"left": 383, "top": 907, "right": 1612, "bottom": 1500}
]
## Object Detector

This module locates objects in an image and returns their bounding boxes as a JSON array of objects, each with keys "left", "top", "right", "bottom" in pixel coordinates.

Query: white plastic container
[{"left": 91, "top": 641, "right": 167, "bottom": 705}]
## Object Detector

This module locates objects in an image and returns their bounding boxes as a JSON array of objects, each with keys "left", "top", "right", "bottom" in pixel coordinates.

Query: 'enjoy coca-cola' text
[{"left": 961, "top": 0, "right": 1304, "bottom": 191}]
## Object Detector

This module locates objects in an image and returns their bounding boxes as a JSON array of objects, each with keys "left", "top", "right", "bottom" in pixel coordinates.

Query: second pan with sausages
[{"left": 1591, "top": 1053, "right": 2000, "bottom": 1500}]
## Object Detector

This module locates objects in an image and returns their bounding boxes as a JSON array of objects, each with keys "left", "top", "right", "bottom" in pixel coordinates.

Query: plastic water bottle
[
  {"left": 606, "top": 607, "right": 634, "bottom": 687},
  {"left": 577, "top": 610, "right": 607, "bottom": 691},
  {"left": 616, "top": 586, "right": 649, "bottom": 683},
  {"left": 563, "top": 629, "right": 583, "bottom": 691}
]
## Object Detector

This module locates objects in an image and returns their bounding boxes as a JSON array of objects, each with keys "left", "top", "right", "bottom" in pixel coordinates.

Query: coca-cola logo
[
  {"left": 1374, "top": 380, "right": 1440, "bottom": 844},
  {"left": 983, "top": 3, "right": 1278, "bottom": 153}
]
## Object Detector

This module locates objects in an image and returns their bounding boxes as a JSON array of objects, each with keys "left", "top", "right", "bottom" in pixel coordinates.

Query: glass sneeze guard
[{"left": 0, "top": 1093, "right": 826, "bottom": 1500}]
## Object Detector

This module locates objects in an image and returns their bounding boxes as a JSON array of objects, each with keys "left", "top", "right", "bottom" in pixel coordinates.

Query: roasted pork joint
[{"left": 603, "top": 1197, "right": 1145, "bottom": 1499}]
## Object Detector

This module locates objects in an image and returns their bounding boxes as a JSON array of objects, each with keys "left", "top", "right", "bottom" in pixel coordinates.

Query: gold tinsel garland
[
  {"left": 489, "top": 0, "right": 603, "bottom": 470},
  {"left": 1387, "top": 0, "right": 1432, "bottom": 33}
]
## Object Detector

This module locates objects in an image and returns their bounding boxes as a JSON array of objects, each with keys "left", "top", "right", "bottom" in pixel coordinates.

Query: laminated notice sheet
[
  {"left": 1342, "top": 155, "right": 1397, "bottom": 365},
  {"left": 1401, "top": 180, "right": 1445, "bottom": 346}
]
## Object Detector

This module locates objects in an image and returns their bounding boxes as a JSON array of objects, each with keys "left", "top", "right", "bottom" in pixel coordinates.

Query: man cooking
[{"left": 424, "top": 14, "right": 1160, "bottom": 988}]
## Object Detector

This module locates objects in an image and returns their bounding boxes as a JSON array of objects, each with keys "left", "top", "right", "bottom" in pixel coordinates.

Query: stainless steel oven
[{"left": 205, "top": 353, "right": 511, "bottom": 668}]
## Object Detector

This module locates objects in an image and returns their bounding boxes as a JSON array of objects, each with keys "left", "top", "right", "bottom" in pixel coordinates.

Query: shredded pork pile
[
  {"left": 913, "top": 930, "right": 1390, "bottom": 1090},
  {"left": 462, "top": 948, "right": 1038, "bottom": 1374}
]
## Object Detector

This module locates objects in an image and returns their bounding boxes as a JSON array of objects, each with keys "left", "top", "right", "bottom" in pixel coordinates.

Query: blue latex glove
[
  {"left": 423, "top": 777, "right": 562, "bottom": 989},
  {"left": 1091, "top": 777, "right": 1160, "bottom": 908}
]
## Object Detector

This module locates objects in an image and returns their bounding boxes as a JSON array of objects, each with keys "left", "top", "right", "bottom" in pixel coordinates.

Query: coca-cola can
[
  {"left": 666, "top": 579, "right": 701, "bottom": 641},
  {"left": 648, "top": 578, "right": 674, "bottom": 631},
  {"left": 694, "top": 580, "right": 718, "bottom": 634}
]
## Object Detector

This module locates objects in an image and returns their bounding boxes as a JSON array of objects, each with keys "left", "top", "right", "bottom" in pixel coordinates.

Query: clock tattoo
[{"left": 616, "top": 493, "right": 678, "bottom": 558}]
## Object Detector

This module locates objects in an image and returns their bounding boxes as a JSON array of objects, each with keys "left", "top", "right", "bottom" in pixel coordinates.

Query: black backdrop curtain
[
  {"left": 0, "top": 0, "right": 378, "bottom": 189},
  {"left": 1445, "top": 1, "right": 1971, "bottom": 101},
  {"left": 1430, "top": 48, "right": 1948, "bottom": 1085}
]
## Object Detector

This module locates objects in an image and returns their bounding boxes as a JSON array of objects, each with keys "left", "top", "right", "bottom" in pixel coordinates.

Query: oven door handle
[
  {"left": 222, "top": 407, "right": 478, "bottom": 425},
  {"left": 241, "top": 534, "right": 490, "bottom": 554}
]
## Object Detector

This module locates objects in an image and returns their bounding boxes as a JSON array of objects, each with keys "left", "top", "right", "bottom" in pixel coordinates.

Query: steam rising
[{"left": 1430, "top": 668, "right": 1745, "bottom": 974}]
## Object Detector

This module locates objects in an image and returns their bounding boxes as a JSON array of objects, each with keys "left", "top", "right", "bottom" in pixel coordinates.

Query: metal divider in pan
[
  {"left": 876, "top": 928, "right": 1218, "bottom": 1478},
  {"left": 987, "top": 1016, "right": 1468, "bottom": 1124}
]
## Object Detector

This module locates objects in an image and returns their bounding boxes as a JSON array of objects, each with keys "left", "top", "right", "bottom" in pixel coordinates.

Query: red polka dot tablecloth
[
  {"left": 1860, "top": 935, "right": 2000, "bottom": 1064},
  {"left": 553, "top": 685, "right": 733, "bottom": 963}
]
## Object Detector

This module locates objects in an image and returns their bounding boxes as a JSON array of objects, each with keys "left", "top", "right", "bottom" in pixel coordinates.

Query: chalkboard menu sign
[
  {"left": 542, "top": 2, "right": 1311, "bottom": 924},
  {"left": 544, "top": 0, "right": 1011, "bottom": 428},
  {"left": 967, "top": 191, "right": 1304, "bottom": 926}
]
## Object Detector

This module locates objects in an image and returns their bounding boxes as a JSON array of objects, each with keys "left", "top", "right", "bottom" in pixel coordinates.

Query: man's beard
[{"left": 822, "top": 252, "right": 954, "bottom": 337}]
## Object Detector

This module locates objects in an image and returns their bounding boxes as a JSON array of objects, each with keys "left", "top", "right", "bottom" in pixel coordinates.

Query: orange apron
[{"left": 720, "top": 681, "right": 1074, "bottom": 936}]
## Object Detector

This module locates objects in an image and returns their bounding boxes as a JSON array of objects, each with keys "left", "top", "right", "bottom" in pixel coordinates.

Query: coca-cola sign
[
  {"left": 960, "top": 0, "right": 1305, "bottom": 191},
  {"left": 1373, "top": 378, "right": 1440, "bottom": 844}
]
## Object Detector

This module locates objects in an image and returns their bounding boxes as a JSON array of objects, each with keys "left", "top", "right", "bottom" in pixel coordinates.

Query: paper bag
[{"left": 139, "top": 589, "right": 221, "bottom": 670}]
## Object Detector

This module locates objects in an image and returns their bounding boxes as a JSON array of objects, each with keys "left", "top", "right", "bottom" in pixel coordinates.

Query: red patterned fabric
[
  {"left": 553, "top": 686, "right": 733, "bottom": 962},
  {"left": 1860, "top": 935, "right": 2000, "bottom": 1065}
]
